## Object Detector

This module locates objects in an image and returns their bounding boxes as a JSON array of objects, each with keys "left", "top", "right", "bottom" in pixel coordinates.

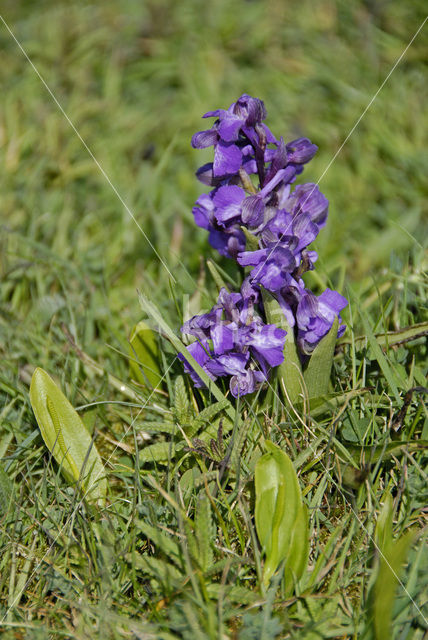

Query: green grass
[{"left": 0, "top": 0, "right": 427, "bottom": 638}]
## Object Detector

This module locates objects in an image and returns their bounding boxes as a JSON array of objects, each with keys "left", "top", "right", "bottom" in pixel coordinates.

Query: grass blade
[{"left": 359, "top": 307, "right": 403, "bottom": 403}]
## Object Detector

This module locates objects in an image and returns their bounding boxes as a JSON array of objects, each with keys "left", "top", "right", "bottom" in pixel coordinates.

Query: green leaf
[
  {"left": 178, "top": 398, "right": 231, "bottom": 439},
  {"left": 129, "top": 321, "right": 162, "bottom": 388},
  {"left": 255, "top": 441, "right": 309, "bottom": 590},
  {"left": 192, "top": 399, "right": 229, "bottom": 428},
  {"left": 372, "top": 495, "right": 417, "bottom": 640},
  {"left": 128, "top": 553, "right": 183, "bottom": 586},
  {"left": 240, "top": 226, "right": 259, "bottom": 251},
  {"left": 138, "top": 421, "right": 176, "bottom": 435},
  {"left": 284, "top": 503, "right": 309, "bottom": 595},
  {"left": 136, "top": 521, "right": 182, "bottom": 567},
  {"left": 262, "top": 290, "right": 303, "bottom": 405},
  {"left": 303, "top": 316, "right": 339, "bottom": 398},
  {"left": 206, "top": 583, "right": 257, "bottom": 605},
  {"left": 139, "top": 441, "right": 179, "bottom": 464},
  {"left": 29, "top": 368, "right": 106, "bottom": 505},
  {"left": 375, "top": 494, "right": 393, "bottom": 552}
]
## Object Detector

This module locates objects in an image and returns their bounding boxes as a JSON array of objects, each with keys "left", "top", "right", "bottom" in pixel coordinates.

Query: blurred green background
[{"left": 0, "top": 0, "right": 426, "bottom": 370}]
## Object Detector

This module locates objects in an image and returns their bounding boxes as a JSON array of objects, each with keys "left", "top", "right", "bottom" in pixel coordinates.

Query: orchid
[{"left": 181, "top": 93, "right": 348, "bottom": 397}]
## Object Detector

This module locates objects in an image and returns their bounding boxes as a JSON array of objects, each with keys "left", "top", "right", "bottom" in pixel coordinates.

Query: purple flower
[
  {"left": 178, "top": 340, "right": 213, "bottom": 388},
  {"left": 192, "top": 94, "right": 278, "bottom": 179},
  {"left": 287, "top": 183, "right": 329, "bottom": 227},
  {"left": 258, "top": 184, "right": 328, "bottom": 252},
  {"left": 212, "top": 185, "right": 246, "bottom": 226},
  {"left": 184, "top": 93, "right": 349, "bottom": 397},
  {"left": 192, "top": 193, "right": 214, "bottom": 230},
  {"left": 296, "top": 288, "right": 348, "bottom": 354},
  {"left": 238, "top": 244, "right": 296, "bottom": 291},
  {"left": 286, "top": 138, "right": 318, "bottom": 164},
  {"left": 180, "top": 286, "right": 287, "bottom": 397},
  {"left": 239, "top": 322, "right": 288, "bottom": 368},
  {"left": 230, "top": 369, "right": 266, "bottom": 397},
  {"left": 205, "top": 352, "right": 249, "bottom": 378},
  {"left": 209, "top": 227, "right": 246, "bottom": 259},
  {"left": 192, "top": 190, "right": 246, "bottom": 259}
]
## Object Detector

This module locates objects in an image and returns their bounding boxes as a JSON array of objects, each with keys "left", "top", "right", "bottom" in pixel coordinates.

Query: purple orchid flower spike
[{"left": 183, "top": 93, "right": 348, "bottom": 399}]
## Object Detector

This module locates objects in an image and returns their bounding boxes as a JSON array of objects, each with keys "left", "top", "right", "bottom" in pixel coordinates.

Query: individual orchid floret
[
  {"left": 286, "top": 183, "right": 329, "bottom": 227},
  {"left": 192, "top": 191, "right": 246, "bottom": 259},
  {"left": 285, "top": 137, "right": 318, "bottom": 165},
  {"left": 238, "top": 244, "right": 296, "bottom": 291},
  {"left": 191, "top": 94, "right": 277, "bottom": 179},
  {"left": 296, "top": 288, "right": 348, "bottom": 354}
]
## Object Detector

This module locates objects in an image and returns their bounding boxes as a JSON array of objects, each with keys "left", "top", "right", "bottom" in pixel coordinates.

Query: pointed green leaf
[
  {"left": 138, "top": 420, "right": 176, "bottom": 435},
  {"left": 240, "top": 226, "right": 259, "bottom": 251},
  {"left": 375, "top": 494, "right": 393, "bottom": 552},
  {"left": 303, "top": 316, "right": 339, "bottom": 398},
  {"left": 206, "top": 583, "right": 257, "bottom": 605},
  {"left": 193, "top": 400, "right": 229, "bottom": 428},
  {"left": 255, "top": 452, "right": 282, "bottom": 550},
  {"left": 129, "top": 553, "right": 183, "bottom": 585},
  {"left": 262, "top": 290, "right": 303, "bottom": 405},
  {"left": 136, "top": 521, "right": 182, "bottom": 566},
  {"left": 359, "top": 307, "right": 402, "bottom": 403},
  {"left": 30, "top": 368, "right": 106, "bottom": 505},
  {"left": 129, "top": 321, "right": 162, "bottom": 388}
]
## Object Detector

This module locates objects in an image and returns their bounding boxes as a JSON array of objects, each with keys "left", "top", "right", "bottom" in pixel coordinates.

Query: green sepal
[{"left": 240, "top": 227, "right": 259, "bottom": 252}]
